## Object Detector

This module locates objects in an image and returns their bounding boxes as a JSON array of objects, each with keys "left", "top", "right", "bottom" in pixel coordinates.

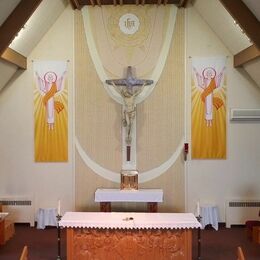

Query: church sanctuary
[{"left": 0, "top": 0, "right": 260, "bottom": 259}]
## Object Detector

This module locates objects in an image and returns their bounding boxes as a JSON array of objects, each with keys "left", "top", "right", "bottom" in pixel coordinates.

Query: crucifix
[{"left": 106, "top": 66, "right": 153, "bottom": 187}]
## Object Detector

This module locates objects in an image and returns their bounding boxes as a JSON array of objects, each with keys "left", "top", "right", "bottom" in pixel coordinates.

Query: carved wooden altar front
[
  {"left": 67, "top": 228, "right": 192, "bottom": 260},
  {"left": 60, "top": 212, "right": 201, "bottom": 260}
]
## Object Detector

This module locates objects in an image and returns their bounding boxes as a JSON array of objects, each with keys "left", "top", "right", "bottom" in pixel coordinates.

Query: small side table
[
  {"left": 37, "top": 208, "right": 57, "bottom": 229},
  {"left": 200, "top": 204, "right": 219, "bottom": 230}
]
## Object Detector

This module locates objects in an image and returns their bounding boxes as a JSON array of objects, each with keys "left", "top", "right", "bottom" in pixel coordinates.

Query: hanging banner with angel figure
[
  {"left": 191, "top": 57, "right": 227, "bottom": 159},
  {"left": 33, "top": 60, "right": 68, "bottom": 162}
]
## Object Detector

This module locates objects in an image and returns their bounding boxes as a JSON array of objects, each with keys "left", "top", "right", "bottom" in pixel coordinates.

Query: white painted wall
[
  {"left": 0, "top": 3, "right": 259, "bottom": 224},
  {"left": 186, "top": 6, "right": 260, "bottom": 222},
  {"left": 0, "top": 6, "right": 74, "bottom": 218}
]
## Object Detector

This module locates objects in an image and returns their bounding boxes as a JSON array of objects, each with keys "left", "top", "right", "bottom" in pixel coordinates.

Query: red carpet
[{"left": 0, "top": 224, "right": 259, "bottom": 259}]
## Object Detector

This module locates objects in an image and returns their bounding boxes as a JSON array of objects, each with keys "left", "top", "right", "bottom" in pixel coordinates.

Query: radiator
[
  {"left": 225, "top": 199, "right": 260, "bottom": 228},
  {"left": 0, "top": 196, "right": 34, "bottom": 227}
]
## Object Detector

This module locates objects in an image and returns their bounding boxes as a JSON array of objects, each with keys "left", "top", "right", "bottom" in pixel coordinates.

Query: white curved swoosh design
[{"left": 75, "top": 137, "right": 184, "bottom": 183}]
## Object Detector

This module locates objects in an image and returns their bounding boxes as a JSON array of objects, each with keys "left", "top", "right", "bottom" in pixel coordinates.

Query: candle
[
  {"left": 58, "top": 200, "right": 61, "bottom": 216},
  {"left": 196, "top": 201, "right": 200, "bottom": 216}
]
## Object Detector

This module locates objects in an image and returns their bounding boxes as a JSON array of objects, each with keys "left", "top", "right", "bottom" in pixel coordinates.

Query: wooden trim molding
[
  {"left": 1, "top": 47, "right": 27, "bottom": 70},
  {"left": 0, "top": 0, "right": 42, "bottom": 56},
  {"left": 234, "top": 44, "right": 260, "bottom": 67},
  {"left": 219, "top": 0, "right": 260, "bottom": 49}
]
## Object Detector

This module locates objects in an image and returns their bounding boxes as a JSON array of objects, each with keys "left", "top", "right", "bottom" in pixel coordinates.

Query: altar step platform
[{"left": 95, "top": 188, "right": 163, "bottom": 212}]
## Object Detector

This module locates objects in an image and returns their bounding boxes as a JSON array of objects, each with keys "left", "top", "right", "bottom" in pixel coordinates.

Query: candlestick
[
  {"left": 56, "top": 214, "right": 62, "bottom": 260},
  {"left": 196, "top": 215, "right": 202, "bottom": 260}
]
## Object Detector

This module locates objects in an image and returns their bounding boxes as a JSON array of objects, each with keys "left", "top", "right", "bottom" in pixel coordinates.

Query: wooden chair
[
  {"left": 19, "top": 245, "right": 28, "bottom": 260},
  {"left": 0, "top": 203, "right": 15, "bottom": 243},
  {"left": 237, "top": 246, "right": 245, "bottom": 260}
]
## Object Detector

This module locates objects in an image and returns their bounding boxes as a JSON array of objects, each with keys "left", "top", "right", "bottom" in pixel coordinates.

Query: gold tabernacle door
[{"left": 120, "top": 170, "right": 138, "bottom": 190}]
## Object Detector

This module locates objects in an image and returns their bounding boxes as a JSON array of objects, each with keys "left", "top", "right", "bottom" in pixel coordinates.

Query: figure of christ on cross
[{"left": 106, "top": 66, "right": 153, "bottom": 145}]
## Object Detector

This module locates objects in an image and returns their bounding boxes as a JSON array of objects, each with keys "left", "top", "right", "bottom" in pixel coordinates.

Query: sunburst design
[
  {"left": 191, "top": 82, "right": 226, "bottom": 159},
  {"left": 34, "top": 84, "right": 68, "bottom": 162}
]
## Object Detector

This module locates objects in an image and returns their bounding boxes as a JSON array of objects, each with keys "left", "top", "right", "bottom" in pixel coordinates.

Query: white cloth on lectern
[
  {"left": 200, "top": 204, "right": 219, "bottom": 230},
  {"left": 37, "top": 208, "right": 57, "bottom": 229}
]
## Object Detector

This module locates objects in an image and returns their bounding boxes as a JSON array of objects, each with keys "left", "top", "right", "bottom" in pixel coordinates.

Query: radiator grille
[
  {"left": 0, "top": 197, "right": 34, "bottom": 227},
  {"left": 226, "top": 199, "right": 260, "bottom": 228},
  {"left": 0, "top": 200, "right": 32, "bottom": 206},
  {"left": 229, "top": 201, "right": 260, "bottom": 207}
]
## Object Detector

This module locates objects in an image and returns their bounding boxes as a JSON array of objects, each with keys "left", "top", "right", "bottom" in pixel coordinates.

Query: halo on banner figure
[{"left": 36, "top": 70, "right": 66, "bottom": 130}]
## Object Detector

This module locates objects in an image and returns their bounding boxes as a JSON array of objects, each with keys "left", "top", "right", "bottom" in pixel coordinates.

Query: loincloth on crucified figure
[{"left": 123, "top": 108, "right": 136, "bottom": 144}]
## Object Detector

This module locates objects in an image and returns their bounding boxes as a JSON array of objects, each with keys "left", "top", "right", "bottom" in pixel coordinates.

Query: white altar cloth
[
  {"left": 59, "top": 212, "right": 201, "bottom": 230},
  {"left": 0, "top": 212, "right": 8, "bottom": 220},
  {"left": 95, "top": 188, "right": 163, "bottom": 202}
]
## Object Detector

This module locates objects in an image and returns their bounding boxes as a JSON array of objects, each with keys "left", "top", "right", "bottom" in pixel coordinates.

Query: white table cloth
[
  {"left": 200, "top": 204, "right": 219, "bottom": 230},
  {"left": 95, "top": 188, "right": 163, "bottom": 202},
  {"left": 59, "top": 212, "right": 201, "bottom": 229},
  {"left": 0, "top": 212, "right": 8, "bottom": 220},
  {"left": 36, "top": 208, "right": 57, "bottom": 229}
]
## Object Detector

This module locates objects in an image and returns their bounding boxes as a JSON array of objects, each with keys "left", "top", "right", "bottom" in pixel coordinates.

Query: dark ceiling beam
[
  {"left": 178, "top": 0, "right": 189, "bottom": 8},
  {"left": 1, "top": 47, "right": 27, "bottom": 70},
  {"left": 73, "top": 0, "right": 182, "bottom": 8},
  {"left": 0, "top": 0, "right": 42, "bottom": 56},
  {"left": 234, "top": 44, "right": 260, "bottom": 67},
  {"left": 89, "top": 0, "right": 95, "bottom": 6},
  {"left": 219, "top": 0, "right": 260, "bottom": 50},
  {"left": 69, "top": 0, "right": 81, "bottom": 9}
]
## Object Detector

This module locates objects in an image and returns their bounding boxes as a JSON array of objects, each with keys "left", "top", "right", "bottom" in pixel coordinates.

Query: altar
[
  {"left": 95, "top": 188, "right": 163, "bottom": 212},
  {"left": 59, "top": 212, "right": 201, "bottom": 260}
]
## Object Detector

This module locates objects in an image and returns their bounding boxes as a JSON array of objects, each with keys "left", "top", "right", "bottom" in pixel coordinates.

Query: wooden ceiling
[{"left": 69, "top": 0, "right": 189, "bottom": 9}]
